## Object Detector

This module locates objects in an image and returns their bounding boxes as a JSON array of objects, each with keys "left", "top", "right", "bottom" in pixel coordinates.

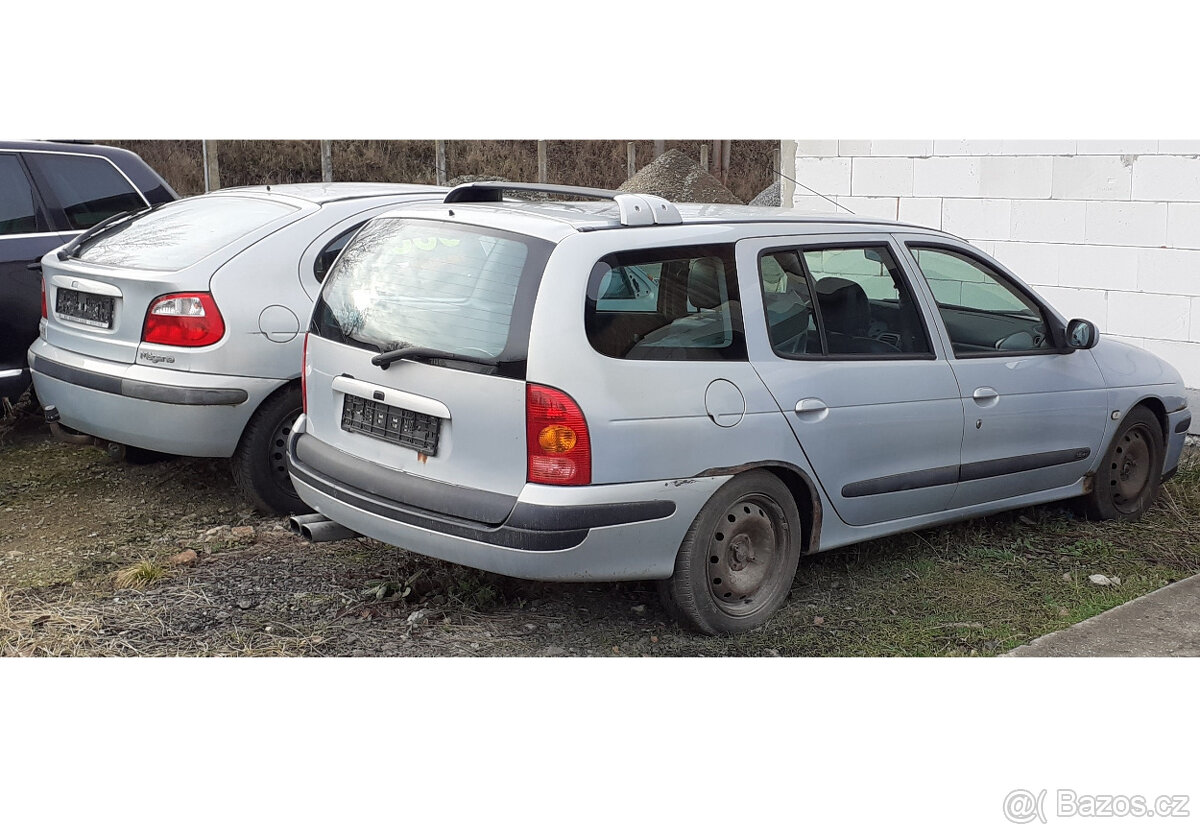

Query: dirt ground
[{"left": 3, "top": 403, "right": 1199, "bottom": 657}]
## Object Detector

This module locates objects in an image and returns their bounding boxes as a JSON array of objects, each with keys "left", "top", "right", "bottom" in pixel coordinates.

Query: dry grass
[
  {"left": 111, "top": 560, "right": 167, "bottom": 590},
  {"left": 105, "top": 139, "right": 780, "bottom": 203}
]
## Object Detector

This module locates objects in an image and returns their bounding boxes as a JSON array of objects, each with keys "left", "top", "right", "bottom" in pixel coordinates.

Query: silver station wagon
[
  {"left": 28, "top": 183, "right": 445, "bottom": 514},
  {"left": 286, "top": 183, "right": 1191, "bottom": 634}
]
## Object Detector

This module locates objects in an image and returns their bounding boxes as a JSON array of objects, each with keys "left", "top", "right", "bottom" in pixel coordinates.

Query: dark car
[{"left": 0, "top": 140, "right": 177, "bottom": 403}]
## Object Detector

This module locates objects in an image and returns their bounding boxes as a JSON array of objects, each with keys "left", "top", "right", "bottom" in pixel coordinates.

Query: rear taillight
[
  {"left": 526, "top": 383, "right": 591, "bottom": 486},
  {"left": 301, "top": 332, "right": 309, "bottom": 414},
  {"left": 142, "top": 292, "right": 225, "bottom": 347},
  {"left": 40, "top": 277, "right": 47, "bottom": 320}
]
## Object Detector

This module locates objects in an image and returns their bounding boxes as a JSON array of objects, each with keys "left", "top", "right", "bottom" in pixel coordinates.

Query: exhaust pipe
[{"left": 287, "top": 513, "right": 360, "bottom": 542}]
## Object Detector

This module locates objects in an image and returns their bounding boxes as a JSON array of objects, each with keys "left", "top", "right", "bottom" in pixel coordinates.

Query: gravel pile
[
  {"left": 619, "top": 149, "right": 743, "bottom": 204},
  {"left": 750, "top": 181, "right": 781, "bottom": 207}
]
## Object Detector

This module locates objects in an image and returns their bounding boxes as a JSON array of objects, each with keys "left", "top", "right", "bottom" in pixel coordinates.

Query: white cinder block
[
  {"left": 1058, "top": 245, "right": 1139, "bottom": 291},
  {"left": 795, "top": 157, "right": 851, "bottom": 197},
  {"left": 1132, "top": 155, "right": 1200, "bottom": 202},
  {"left": 1190, "top": 297, "right": 1200, "bottom": 341},
  {"left": 1085, "top": 201, "right": 1168, "bottom": 246},
  {"left": 838, "top": 196, "right": 899, "bottom": 219},
  {"left": 914, "top": 157, "right": 981, "bottom": 197},
  {"left": 1009, "top": 200, "right": 1087, "bottom": 244},
  {"left": 1036, "top": 286, "right": 1108, "bottom": 328},
  {"left": 838, "top": 140, "right": 872, "bottom": 156},
  {"left": 795, "top": 140, "right": 839, "bottom": 157},
  {"left": 1052, "top": 156, "right": 1133, "bottom": 200},
  {"left": 979, "top": 156, "right": 1053, "bottom": 199},
  {"left": 898, "top": 197, "right": 942, "bottom": 229},
  {"left": 869, "top": 140, "right": 934, "bottom": 157},
  {"left": 1156, "top": 141, "right": 1200, "bottom": 154},
  {"left": 999, "top": 140, "right": 1077, "bottom": 156},
  {"left": 1136, "top": 247, "right": 1200, "bottom": 295},
  {"left": 851, "top": 157, "right": 914, "bottom": 196},
  {"left": 1075, "top": 140, "right": 1158, "bottom": 155},
  {"left": 1168, "top": 203, "right": 1200, "bottom": 249},
  {"left": 932, "top": 140, "right": 1004, "bottom": 156},
  {"left": 1141, "top": 338, "right": 1200, "bottom": 388},
  {"left": 991, "top": 240, "right": 1061, "bottom": 287},
  {"left": 941, "top": 198, "right": 1011, "bottom": 240},
  {"left": 792, "top": 195, "right": 841, "bottom": 214},
  {"left": 1107, "top": 291, "right": 1190, "bottom": 341}
]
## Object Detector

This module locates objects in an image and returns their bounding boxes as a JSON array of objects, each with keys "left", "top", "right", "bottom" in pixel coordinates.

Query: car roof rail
[{"left": 443, "top": 181, "right": 682, "bottom": 227}]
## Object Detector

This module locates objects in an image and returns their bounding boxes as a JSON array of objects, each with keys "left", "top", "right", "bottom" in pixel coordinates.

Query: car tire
[
  {"left": 232, "top": 384, "right": 309, "bottom": 516},
  {"left": 1077, "top": 405, "right": 1164, "bottom": 522},
  {"left": 657, "top": 470, "right": 801, "bottom": 635}
]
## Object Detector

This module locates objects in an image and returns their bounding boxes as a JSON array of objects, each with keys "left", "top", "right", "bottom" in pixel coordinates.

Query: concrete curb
[{"left": 1006, "top": 573, "right": 1200, "bottom": 657}]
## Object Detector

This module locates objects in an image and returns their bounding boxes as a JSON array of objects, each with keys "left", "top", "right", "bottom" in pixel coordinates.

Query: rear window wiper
[
  {"left": 372, "top": 346, "right": 500, "bottom": 370},
  {"left": 58, "top": 205, "right": 157, "bottom": 261}
]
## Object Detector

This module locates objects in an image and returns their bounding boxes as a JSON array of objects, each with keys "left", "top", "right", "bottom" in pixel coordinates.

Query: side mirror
[{"left": 1066, "top": 318, "right": 1099, "bottom": 350}]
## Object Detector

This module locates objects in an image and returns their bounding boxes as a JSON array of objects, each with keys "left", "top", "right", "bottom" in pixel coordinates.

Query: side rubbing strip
[{"left": 841, "top": 448, "right": 1092, "bottom": 499}]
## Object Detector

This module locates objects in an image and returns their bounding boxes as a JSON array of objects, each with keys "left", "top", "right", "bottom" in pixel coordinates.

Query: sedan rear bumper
[{"left": 28, "top": 338, "right": 283, "bottom": 457}]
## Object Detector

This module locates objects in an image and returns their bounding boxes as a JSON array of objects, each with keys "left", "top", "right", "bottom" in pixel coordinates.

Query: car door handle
[
  {"left": 972, "top": 386, "right": 1000, "bottom": 406},
  {"left": 26, "top": 261, "right": 42, "bottom": 272},
  {"left": 794, "top": 397, "right": 829, "bottom": 421}
]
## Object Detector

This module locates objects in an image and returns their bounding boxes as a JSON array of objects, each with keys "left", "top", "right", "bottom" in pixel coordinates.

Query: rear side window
[
  {"left": 312, "top": 218, "right": 551, "bottom": 365},
  {"left": 75, "top": 196, "right": 298, "bottom": 270},
  {"left": 586, "top": 244, "right": 745, "bottom": 361},
  {"left": 29, "top": 153, "right": 147, "bottom": 229},
  {"left": 0, "top": 155, "right": 38, "bottom": 235}
]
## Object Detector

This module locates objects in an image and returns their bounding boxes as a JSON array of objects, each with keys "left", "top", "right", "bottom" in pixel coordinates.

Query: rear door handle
[
  {"left": 26, "top": 261, "right": 42, "bottom": 272},
  {"left": 972, "top": 386, "right": 1000, "bottom": 406},
  {"left": 794, "top": 397, "right": 829, "bottom": 421}
]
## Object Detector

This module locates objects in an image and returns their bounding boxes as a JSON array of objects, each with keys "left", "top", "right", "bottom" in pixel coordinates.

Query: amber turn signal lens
[{"left": 538, "top": 424, "right": 577, "bottom": 454}]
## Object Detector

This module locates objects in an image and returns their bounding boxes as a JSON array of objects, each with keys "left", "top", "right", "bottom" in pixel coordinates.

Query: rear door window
[
  {"left": 0, "top": 155, "right": 39, "bottom": 235},
  {"left": 585, "top": 244, "right": 745, "bottom": 360},
  {"left": 26, "top": 153, "right": 148, "bottom": 229},
  {"left": 74, "top": 195, "right": 298, "bottom": 270},
  {"left": 312, "top": 218, "right": 552, "bottom": 365}
]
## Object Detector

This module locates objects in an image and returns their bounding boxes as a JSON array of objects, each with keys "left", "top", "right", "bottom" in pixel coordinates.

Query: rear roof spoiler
[{"left": 443, "top": 181, "right": 682, "bottom": 227}]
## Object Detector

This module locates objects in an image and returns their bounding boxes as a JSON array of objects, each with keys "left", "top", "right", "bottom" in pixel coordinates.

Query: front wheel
[
  {"left": 232, "top": 385, "right": 309, "bottom": 516},
  {"left": 1077, "top": 405, "right": 1164, "bottom": 521},
  {"left": 657, "top": 471, "right": 802, "bottom": 635}
]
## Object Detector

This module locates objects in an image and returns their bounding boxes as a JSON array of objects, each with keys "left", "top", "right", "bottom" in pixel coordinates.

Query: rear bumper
[
  {"left": 286, "top": 416, "right": 726, "bottom": 581},
  {"left": 27, "top": 338, "right": 283, "bottom": 457}
]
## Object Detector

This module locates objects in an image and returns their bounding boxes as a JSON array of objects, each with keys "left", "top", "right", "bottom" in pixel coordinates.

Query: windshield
[
  {"left": 312, "top": 218, "right": 550, "bottom": 363},
  {"left": 75, "top": 195, "right": 298, "bottom": 270}
]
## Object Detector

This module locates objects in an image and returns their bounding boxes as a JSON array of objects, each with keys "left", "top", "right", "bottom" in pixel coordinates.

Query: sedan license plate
[
  {"left": 56, "top": 288, "right": 114, "bottom": 329},
  {"left": 340, "top": 394, "right": 441, "bottom": 456}
]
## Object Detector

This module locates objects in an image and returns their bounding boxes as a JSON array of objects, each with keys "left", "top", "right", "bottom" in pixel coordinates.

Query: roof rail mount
[{"left": 443, "top": 181, "right": 682, "bottom": 227}]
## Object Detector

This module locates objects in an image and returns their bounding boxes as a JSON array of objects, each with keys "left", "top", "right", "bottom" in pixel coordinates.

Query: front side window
[
  {"left": 0, "top": 155, "right": 38, "bottom": 235},
  {"left": 30, "top": 153, "right": 147, "bottom": 229},
  {"left": 910, "top": 247, "right": 1051, "bottom": 355},
  {"left": 313, "top": 218, "right": 550, "bottom": 364},
  {"left": 760, "top": 244, "right": 931, "bottom": 357},
  {"left": 586, "top": 245, "right": 744, "bottom": 361}
]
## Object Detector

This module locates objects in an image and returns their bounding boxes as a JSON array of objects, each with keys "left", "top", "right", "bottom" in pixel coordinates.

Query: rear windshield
[
  {"left": 75, "top": 195, "right": 297, "bottom": 270},
  {"left": 311, "top": 218, "right": 551, "bottom": 366}
]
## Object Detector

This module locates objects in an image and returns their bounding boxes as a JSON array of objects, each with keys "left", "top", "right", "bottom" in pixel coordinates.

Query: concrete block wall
[{"left": 783, "top": 141, "right": 1200, "bottom": 388}]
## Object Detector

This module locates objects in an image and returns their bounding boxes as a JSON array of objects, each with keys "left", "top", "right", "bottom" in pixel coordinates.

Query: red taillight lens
[
  {"left": 526, "top": 383, "right": 590, "bottom": 486},
  {"left": 301, "top": 332, "right": 309, "bottom": 414},
  {"left": 142, "top": 292, "right": 225, "bottom": 347},
  {"left": 40, "top": 276, "right": 47, "bottom": 320}
]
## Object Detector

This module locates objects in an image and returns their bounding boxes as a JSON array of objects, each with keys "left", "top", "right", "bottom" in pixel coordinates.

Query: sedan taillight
[{"left": 142, "top": 292, "right": 225, "bottom": 347}]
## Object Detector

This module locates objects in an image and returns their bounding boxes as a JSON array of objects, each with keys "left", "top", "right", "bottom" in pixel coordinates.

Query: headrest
[
  {"left": 688, "top": 257, "right": 725, "bottom": 310},
  {"left": 815, "top": 276, "right": 869, "bottom": 334}
]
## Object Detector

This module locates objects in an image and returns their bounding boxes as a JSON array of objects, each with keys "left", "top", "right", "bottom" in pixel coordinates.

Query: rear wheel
[
  {"left": 1077, "top": 405, "right": 1164, "bottom": 521},
  {"left": 232, "top": 385, "right": 309, "bottom": 516},
  {"left": 658, "top": 471, "right": 801, "bottom": 635}
]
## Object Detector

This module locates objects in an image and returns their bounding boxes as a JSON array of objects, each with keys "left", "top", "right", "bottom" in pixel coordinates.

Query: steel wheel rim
[
  {"left": 270, "top": 408, "right": 302, "bottom": 497},
  {"left": 705, "top": 493, "right": 786, "bottom": 616},
  {"left": 1110, "top": 426, "right": 1152, "bottom": 509}
]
